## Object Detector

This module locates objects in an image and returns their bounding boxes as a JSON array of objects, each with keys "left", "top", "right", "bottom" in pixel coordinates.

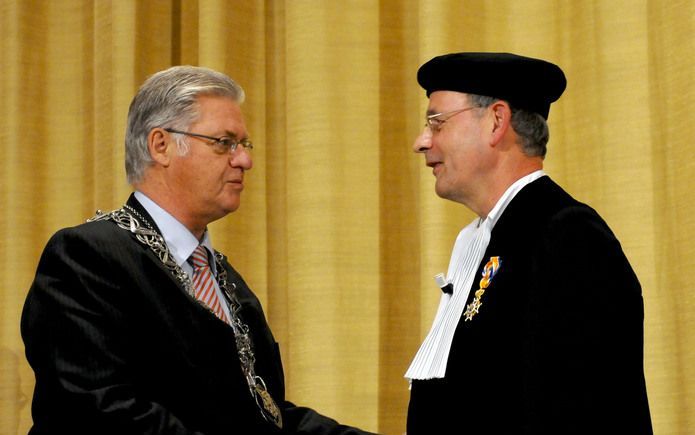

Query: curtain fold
[
  {"left": 1, "top": 1, "right": 692, "bottom": 434},
  {"left": 281, "top": 2, "right": 380, "bottom": 426}
]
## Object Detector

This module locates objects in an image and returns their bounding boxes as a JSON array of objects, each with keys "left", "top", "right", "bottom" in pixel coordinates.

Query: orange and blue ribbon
[{"left": 464, "top": 256, "right": 502, "bottom": 321}]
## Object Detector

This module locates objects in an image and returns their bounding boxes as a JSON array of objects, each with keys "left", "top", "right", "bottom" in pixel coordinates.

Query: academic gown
[{"left": 407, "top": 176, "right": 652, "bottom": 435}]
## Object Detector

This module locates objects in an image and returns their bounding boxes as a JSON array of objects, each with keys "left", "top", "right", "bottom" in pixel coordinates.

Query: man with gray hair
[
  {"left": 405, "top": 52, "right": 652, "bottom": 434},
  {"left": 22, "top": 66, "right": 375, "bottom": 435}
]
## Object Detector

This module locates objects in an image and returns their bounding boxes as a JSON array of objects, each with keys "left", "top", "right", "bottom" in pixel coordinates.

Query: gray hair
[
  {"left": 125, "top": 65, "right": 245, "bottom": 184},
  {"left": 467, "top": 94, "right": 549, "bottom": 158}
]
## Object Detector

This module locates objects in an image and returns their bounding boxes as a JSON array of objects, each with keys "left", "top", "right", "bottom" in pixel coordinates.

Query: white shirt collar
[
  {"left": 484, "top": 169, "right": 546, "bottom": 228},
  {"left": 133, "top": 191, "right": 215, "bottom": 271}
]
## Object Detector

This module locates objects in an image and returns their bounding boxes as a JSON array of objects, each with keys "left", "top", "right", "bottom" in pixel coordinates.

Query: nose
[
  {"left": 413, "top": 126, "right": 433, "bottom": 153},
  {"left": 230, "top": 147, "right": 253, "bottom": 170}
]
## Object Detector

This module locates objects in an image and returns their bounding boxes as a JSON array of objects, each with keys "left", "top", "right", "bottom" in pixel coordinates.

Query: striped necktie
[{"left": 189, "top": 245, "right": 230, "bottom": 324}]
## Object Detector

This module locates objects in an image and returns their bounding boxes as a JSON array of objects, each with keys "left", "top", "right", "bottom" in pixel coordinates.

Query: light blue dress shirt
[{"left": 134, "top": 191, "right": 232, "bottom": 322}]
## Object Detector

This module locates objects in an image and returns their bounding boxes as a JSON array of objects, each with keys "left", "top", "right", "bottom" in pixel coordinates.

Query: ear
[
  {"left": 147, "top": 128, "right": 173, "bottom": 167},
  {"left": 489, "top": 101, "right": 512, "bottom": 146}
]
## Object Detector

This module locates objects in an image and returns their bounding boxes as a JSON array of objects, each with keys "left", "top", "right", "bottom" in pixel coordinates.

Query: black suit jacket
[
  {"left": 22, "top": 195, "right": 374, "bottom": 435},
  {"left": 407, "top": 177, "right": 652, "bottom": 434}
]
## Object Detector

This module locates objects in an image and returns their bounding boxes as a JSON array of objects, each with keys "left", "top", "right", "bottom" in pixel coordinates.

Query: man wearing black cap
[{"left": 405, "top": 52, "right": 652, "bottom": 434}]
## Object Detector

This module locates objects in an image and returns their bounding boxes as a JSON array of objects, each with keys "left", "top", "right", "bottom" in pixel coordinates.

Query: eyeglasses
[
  {"left": 164, "top": 128, "right": 253, "bottom": 154},
  {"left": 425, "top": 106, "right": 478, "bottom": 132}
]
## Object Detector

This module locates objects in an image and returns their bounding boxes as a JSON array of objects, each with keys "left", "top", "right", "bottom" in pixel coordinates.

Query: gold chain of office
[{"left": 88, "top": 206, "right": 283, "bottom": 428}]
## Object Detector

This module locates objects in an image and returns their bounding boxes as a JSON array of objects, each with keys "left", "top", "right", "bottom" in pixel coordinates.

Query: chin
[
  {"left": 223, "top": 199, "right": 241, "bottom": 214},
  {"left": 435, "top": 185, "right": 461, "bottom": 204},
  {"left": 434, "top": 183, "right": 451, "bottom": 200},
  {"left": 221, "top": 203, "right": 240, "bottom": 215},
  {"left": 218, "top": 192, "right": 241, "bottom": 213}
]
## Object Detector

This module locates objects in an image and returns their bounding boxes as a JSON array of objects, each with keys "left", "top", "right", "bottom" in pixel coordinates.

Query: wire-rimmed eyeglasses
[
  {"left": 425, "top": 106, "right": 478, "bottom": 132},
  {"left": 164, "top": 128, "right": 253, "bottom": 154}
]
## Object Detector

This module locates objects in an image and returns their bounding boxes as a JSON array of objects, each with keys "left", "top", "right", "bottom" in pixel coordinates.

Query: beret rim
[{"left": 417, "top": 52, "right": 566, "bottom": 119}]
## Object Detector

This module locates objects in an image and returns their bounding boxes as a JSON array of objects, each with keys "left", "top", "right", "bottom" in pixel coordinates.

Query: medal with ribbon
[{"left": 464, "top": 256, "right": 502, "bottom": 321}]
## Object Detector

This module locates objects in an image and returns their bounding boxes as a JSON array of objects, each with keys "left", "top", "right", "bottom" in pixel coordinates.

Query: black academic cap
[{"left": 417, "top": 52, "right": 566, "bottom": 119}]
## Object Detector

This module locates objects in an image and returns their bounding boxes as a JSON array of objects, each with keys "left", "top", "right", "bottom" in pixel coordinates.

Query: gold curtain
[{"left": 1, "top": 1, "right": 693, "bottom": 434}]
